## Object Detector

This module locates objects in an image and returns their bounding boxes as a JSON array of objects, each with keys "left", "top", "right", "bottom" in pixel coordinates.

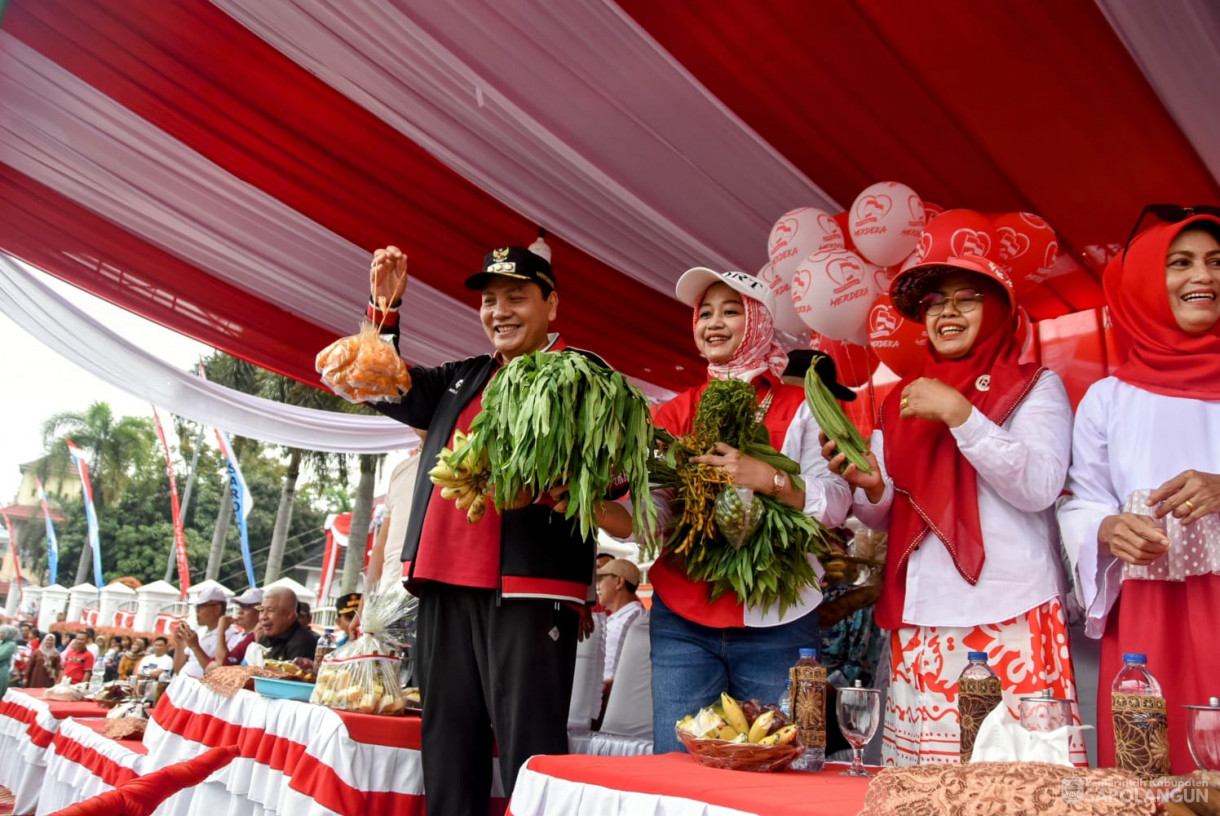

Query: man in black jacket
[
  {"left": 365, "top": 243, "right": 630, "bottom": 815},
  {"left": 257, "top": 587, "right": 316, "bottom": 662}
]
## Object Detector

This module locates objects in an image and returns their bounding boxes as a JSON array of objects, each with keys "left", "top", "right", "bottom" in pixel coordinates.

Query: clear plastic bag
[
  {"left": 310, "top": 583, "right": 417, "bottom": 715},
  {"left": 316, "top": 321, "right": 412, "bottom": 403},
  {"left": 715, "top": 485, "right": 763, "bottom": 550}
]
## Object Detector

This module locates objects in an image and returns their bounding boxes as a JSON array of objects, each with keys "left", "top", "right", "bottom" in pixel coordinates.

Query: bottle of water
[
  {"left": 89, "top": 659, "right": 106, "bottom": 692},
  {"left": 788, "top": 647, "right": 826, "bottom": 771},
  {"left": 778, "top": 678, "right": 792, "bottom": 720},
  {"left": 956, "top": 651, "right": 1002, "bottom": 763},
  {"left": 314, "top": 628, "right": 337, "bottom": 668},
  {"left": 1111, "top": 653, "right": 1170, "bottom": 776}
]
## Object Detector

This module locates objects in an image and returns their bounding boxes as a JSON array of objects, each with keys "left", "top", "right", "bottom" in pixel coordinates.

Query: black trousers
[{"left": 416, "top": 584, "right": 578, "bottom": 816}]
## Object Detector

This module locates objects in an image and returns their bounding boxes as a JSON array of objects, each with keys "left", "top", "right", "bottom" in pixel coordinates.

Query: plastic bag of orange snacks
[{"left": 317, "top": 321, "right": 412, "bottom": 403}]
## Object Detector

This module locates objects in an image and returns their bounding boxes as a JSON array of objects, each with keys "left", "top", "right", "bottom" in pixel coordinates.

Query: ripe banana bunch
[
  {"left": 676, "top": 692, "right": 795, "bottom": 745},
  {"left": 428, "top": 429, "right": 492, "bottom": 523},
  {"left": 819, "top": 552, "right": 869, "bottom": 588}
]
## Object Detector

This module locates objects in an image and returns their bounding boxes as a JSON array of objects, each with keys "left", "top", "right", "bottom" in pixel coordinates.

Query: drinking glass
[{"left": 837, "top": 685, "right": 881, "bottom": 777}]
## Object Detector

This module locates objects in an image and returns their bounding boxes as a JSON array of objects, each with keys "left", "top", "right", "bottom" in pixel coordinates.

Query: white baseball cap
[
  {"left": 675, "top": 267, "right": 776, "bottom": 317},
  {"left": 232, "top": 588, "right": 264, "bottom": 607},
  {"left": 195, "top": 586, "right": 231, "bottom": 606}
]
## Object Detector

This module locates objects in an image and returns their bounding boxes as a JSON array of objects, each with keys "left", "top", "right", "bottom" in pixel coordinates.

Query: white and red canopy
[{"left": 1, "top": 0, "right": 1217, "bottom": 398}]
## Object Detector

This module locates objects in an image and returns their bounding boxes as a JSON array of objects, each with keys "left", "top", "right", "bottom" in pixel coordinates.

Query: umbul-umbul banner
[
  {"left": 35, "top": 478, "right": 58, "bottom": 587},
  {"left": 65, "top": 438, "right": 103, "bottom": 588}
]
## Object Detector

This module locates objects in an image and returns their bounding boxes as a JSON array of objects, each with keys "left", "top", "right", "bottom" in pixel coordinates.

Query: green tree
[
  {"left": 40, "top": 402, "right": 155, "bottom": 586},
  {"left": 341, "top": 453, "right": 382, "bottom": 594},
  {"left": 257, "top": 370, "right": 353, "bottom": 584}
]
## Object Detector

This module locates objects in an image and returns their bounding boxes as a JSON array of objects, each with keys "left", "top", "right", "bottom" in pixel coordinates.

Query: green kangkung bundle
[
  {"left": 454, "top": 350, "right": 656, "bottom": 542},
  {"left": 647, "top": 379, "right": 833, "bottom": 614}
]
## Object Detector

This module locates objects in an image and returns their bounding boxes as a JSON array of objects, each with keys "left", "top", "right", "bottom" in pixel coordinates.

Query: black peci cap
[
  {"left": 781, "top": 349, "right": 857, "bottom": 402},
  {"left": 465, "top": 246, "right": 556, "bottom": 294},
  {"left": 336, "top": 593, "right": 362, "bottom": 617}
]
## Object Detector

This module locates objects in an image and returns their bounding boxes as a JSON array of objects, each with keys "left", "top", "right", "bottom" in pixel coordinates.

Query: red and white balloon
[
  {"left": 866, "top": 293, "right": 929, "bottom": 378},
  {"left": 913, "top": 208, "right": 994, "bottom": 265},
  {"left": 991, "top": 212, "right": 1058, "bottom": 295},
  {"left": 759, "top": 261, "right": 807, "bottom": 336},
  {"left": 791, "top": 248, "right": 876, "bottom": 344},
  {"left": 768, "top": 207, "right": 844, "bottom": 284},
  {"left": 849, "top": 181, "right": 926, "bottom": 268}
]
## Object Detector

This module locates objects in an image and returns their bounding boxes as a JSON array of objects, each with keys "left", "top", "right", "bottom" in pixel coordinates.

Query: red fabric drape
[{"left": 618, "top": 0, "right": 1220, "bottom": 319}]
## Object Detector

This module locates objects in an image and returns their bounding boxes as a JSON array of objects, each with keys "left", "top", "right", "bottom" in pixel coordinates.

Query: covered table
[
  {"left": 36, "top": 717, "right": 149, "bottom": 816},
  {"left": 0, "top": 688, "right": 111, "bottom": 815},
  {"left": 146, "top": 675, "right": 506, "bottom": 816},
  {"left": 509, "top": 753, "right": 872, "bottom": 816}
]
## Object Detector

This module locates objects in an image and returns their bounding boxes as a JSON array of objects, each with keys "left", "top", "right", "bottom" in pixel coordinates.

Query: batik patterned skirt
[{"left": 881, "top": 596, "right": 1087, "bottom": 766}]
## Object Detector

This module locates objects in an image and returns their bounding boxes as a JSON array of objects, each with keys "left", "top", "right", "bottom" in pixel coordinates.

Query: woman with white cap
[
  {"left": 824, "top": 254, "right": 1083, "bottom": 766},
  {"left": 648, "top": 267, "right": 852, "bottom": 754}
]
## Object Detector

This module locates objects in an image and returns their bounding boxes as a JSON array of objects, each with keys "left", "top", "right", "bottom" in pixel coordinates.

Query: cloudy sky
[{"left": 0, "top": 268, "right": 214, "bottom": 504}]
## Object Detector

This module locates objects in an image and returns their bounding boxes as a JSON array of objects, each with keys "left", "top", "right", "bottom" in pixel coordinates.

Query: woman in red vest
[
  {"left": 648, "top": 267, "right": 853, "bottom": 754},
  {"left": 826, "top": 255, "right": 1083, "bottom": 766}
]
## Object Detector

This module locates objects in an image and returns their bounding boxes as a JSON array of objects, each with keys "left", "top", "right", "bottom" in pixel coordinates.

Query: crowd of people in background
[{"left": 0, "top": 581, "right": 356, "bottom": 698}]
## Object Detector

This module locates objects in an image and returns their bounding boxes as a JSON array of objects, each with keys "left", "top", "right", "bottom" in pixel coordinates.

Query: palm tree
[
  {"left": 41, "top": 402, "right": 155, "bottom": 585},
  {"left": 258, "top": 372, "right": 352, "bottom": 584}
]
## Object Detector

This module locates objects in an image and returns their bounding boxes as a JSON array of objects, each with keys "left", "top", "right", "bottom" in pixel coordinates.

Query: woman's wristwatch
[{"left": 771, "top": 469, "right": 788, "bottom": 497}]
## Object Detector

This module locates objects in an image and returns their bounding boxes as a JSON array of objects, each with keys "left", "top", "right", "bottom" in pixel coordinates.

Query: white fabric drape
[
  {"left": 209, "top": 0, "right": 841, "bottom": 287},
  {"left": 0, "top": 254, "right": 418, "bottom": 454},
  {"left": 1095, "top": 0, "right": 1220, "bottom": 186}
]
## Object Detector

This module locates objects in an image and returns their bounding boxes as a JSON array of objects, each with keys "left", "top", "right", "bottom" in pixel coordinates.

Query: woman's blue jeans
[{"left": 649, "top": 592, "right": 820, "bottom": 753}]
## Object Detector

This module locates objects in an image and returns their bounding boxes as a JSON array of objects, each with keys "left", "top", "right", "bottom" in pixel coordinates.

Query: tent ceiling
[{"left": 1, "top": 0, "right": 1217, "bottom": 395}]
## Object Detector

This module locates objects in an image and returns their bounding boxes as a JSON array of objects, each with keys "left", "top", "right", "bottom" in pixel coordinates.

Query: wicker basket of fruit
[{"left": 676, "top": 693, "right": 805, "bottom": 773}]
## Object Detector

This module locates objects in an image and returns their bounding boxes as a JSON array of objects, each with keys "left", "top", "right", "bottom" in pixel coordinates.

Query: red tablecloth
[
  {"left": 0, "top": 688, "right": 109, "bottom": 747},
  {"left": 511, "top": 752, "right": 873, "bottom": 816}
]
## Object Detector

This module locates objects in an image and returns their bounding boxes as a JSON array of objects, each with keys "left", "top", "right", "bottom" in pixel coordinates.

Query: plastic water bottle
[
  {"left": 956, "top": 651, "right": 1003, "bottom": 763},
  {"left": 1111, "top": 653, "right": 1170, "bottom": 776},
  {"left": 778, "top": 678, "right": 792, "bottom": 720},
  {"left": 314, "top": 628, "right": 337, "bottom": 668},
  {"left": 89, "top": 659, "right": 106, "bottom": 692},
  {"left": 788, "top": 647, "right": 826, "bottom": 771}
]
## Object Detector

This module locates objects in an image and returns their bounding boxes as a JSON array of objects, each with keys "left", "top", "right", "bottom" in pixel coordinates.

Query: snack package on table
[
  {"left": 316, "top": 321, "right": 412, "bottom": 403},
  {"left": 311, "top": 584, "right": 415, "bottom": 715}
]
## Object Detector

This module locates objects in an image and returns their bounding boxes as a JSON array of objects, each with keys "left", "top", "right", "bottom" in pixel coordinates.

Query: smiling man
[
  {"left": 257, "top": 587, "right": 317, "bottom": 662},
  {"left": 360, "top": 242, "right": 629, "bottom": 815}
]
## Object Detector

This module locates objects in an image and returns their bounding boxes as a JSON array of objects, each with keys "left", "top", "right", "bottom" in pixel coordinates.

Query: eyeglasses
[
  {"left": 919, "top": 288, "right": 985, "bottom": 317},
  {"left": 1123, "top": 204, "right": 1220, "bottom": 261}
]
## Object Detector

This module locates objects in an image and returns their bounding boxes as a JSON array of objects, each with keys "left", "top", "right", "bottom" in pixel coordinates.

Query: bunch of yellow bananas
[
  {"left": 428, "top": 430, "right": 492, "bottom": 523},
  {"left": 676, "top": 692, "right": 798, "bottom": 746}
]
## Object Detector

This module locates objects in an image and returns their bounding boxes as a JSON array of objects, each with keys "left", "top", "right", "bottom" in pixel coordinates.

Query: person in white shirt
[
  {"left": 595, "top": 559, "right": 645, "bottom": 689},
  {"left": 825, "top": 254, "right": 1083, "bottom": 766},
  {"left": 135, "top": 636, "right": 174, "bottom": 680},
  {"left": 173, "top": 586, "right": 241, "bottom": 679},
  {"left": 1058, "top": 211, "right": 1220, "bottom": 774}
]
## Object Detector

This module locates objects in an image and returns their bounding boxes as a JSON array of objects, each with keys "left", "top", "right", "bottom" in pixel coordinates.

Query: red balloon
[
  {"left": 991, "top": 212, "right": 1059, "bottom": 295},
  {"left": 809, "top": 333, "right": 874, "bottom": 388},
  {"left": 913, "top": 209, "right": 993, "bottom": 265},
  {"left": 866, "top": 293, "right": 929, "bottom": 378},
  {"left": 922, "top": 201, "right": 947, "bottom": 219},
  {"left": 832, "top": 211, "right": 856, "bottom": 252}
]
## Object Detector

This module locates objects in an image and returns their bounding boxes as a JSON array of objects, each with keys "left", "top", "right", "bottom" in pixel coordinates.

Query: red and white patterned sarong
[{"left": 881, "top": 596, "right": 1087, "bottom": 766}]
